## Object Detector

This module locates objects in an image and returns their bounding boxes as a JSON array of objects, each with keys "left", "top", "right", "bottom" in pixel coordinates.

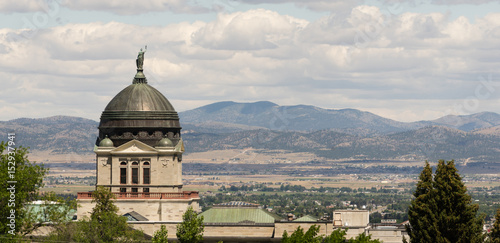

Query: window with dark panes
[
  {"left": 120, "top": 168, "right": 127, "bottom": 184},
  {"left": 120, "top": 161, "right": 127, "bottom": 184},
  {"left": 131, "top": 161, "right": 139, "bottom": 184},
  {"left": 143, "top": 161, "right": 150, "bottom": 184}
]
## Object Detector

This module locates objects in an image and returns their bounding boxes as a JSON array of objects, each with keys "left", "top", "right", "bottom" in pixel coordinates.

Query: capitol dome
[{"left": 96, "top": 50, "right": 181, "bottom": 147}]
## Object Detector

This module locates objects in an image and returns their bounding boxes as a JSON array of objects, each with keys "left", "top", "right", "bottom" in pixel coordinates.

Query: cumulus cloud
[
  {"left": 61, "top": 0, "right": 211, "bottom": 15},
  {"left": 192, "top": 9, "right": 307, "bottom": 50},
  {"left": 236, "top": 0, "right": 361, "bottom": 13},
  {"left": 383, "top": 0, "right": 495, "bottom": 5},
  {"left": 1, "top": 6, "right": 500, "bottom": 121},
  {"left": 0, "top": 0, "right": 54, "bottom": 13}
]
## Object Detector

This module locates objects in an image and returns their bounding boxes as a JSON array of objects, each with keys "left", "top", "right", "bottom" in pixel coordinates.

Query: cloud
[
  {"left": 61, "top": 0, "right": 212, "bottom": 15},
  {"left": 0, "top": 0, "right": 54, "bottom": 13},
  {"left": 192, "top": 9, "right": 307, "bottom": 50},
  {"left": 0, "top": 0, "right": 215, "bottom": 15},
  {"left": 382, "top": 0, "right": 495, "bottom": 5},
  {"left": 236, "top": 0, "right": 361, "bottom": 13},
  {"left": 2, "top": 6, "right": 500, "bottom": 122}
]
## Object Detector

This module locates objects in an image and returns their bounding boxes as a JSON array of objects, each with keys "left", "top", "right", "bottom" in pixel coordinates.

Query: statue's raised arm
[{"left": 136, "top": 45, "right": 147, "bottom": 70}]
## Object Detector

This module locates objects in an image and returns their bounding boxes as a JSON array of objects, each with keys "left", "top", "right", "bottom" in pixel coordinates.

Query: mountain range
[
  {"left": 2, "top": 101, "right": 500, "bottom": 162},
  {"left": 180, "top": 101, "right": 500, "bottom": 135}
]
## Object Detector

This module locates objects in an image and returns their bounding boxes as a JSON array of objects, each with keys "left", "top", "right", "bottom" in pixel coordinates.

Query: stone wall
[
  {"left": 77, "top": 198, "right": 199, "bottom": 221},
  {"left": 368, "top": 227, "right": 407, "bottom": 243}
]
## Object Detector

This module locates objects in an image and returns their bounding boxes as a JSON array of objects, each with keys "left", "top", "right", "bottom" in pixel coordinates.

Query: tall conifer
[
  {"left": 490, "top": 208, "right": 500, "bottom": 243},
  {"left": 407, "top": 161, "right": 441, "bottom": 243},
  {"left": 433, "top": 160, "right": 483, "bottom": 243},
  {"left": 407, "top": 160, "right": 484, "bottom": 243}
]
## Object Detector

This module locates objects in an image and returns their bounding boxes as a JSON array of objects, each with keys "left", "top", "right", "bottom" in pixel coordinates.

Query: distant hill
[
  {"left": 0, "top": 116, "right": 98, "bottom": 154},
  {"left": 179, "top": 101, "right": 434, "bottom": 135},
  {"left": 183, "top": 126, "right": 500, "bottom": 162},
  {"left": 431, "top": 112, "right": 500, "bottom": 131},
  {"left": 180, "top": 101, "right": 500, "bottom": 135},
  {"left": 3, "top": 102, "right": 500, "bottom": 162}
]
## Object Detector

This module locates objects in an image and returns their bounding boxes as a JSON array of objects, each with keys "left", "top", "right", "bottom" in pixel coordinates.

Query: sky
[{"left": 1, "top": 0, "right": 500, "bottom": 122}]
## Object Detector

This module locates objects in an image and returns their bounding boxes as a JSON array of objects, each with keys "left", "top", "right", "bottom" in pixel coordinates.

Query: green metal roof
[
  {"left": 200, "top": 207, "right": 282, "bottom": 224},
  {"left": 26, "top": 201, "right": 76, "bottom": 222},
  {"left": 294, "top": 215, "right": 318, "bottom": 222}
]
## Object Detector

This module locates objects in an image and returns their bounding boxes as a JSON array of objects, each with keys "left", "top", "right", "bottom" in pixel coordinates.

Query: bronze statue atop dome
[
  {"left": 136, "top": 45, "right": 147, "bottom": 70},
  {"left": 134, "top": 46, "right": 147, "bottom": 83}
]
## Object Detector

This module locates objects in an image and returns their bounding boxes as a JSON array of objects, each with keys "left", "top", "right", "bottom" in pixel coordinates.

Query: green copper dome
[
  {"left": 99, "top": 136, "right": 114, "bottom": 147},
  {"left": 157, "top": 137, "right": 174, "bottom": 147}
]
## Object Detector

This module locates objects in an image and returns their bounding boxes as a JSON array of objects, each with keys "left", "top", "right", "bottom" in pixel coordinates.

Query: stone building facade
[{"left": 77, "top": 50, "right": 199, "bottom": 221}]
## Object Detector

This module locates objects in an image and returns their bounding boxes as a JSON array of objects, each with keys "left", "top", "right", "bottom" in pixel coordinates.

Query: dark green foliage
[
  {"left": 323, "top": 228, "right": 347, "bottom": 243},
  {"left": 281, "top": 225, "right": 322, "bottom": 243},
  {"left": 0, "top": 142, "right": 47, "bottom": 237},
  {"left": 406, "top": 161, "right": 440, "bottom": 242},
  {"left": 35, "top": 192, "right": 78, "bottom": 242},
  {"left": 153, "top": 225, "right": 169, "bottom": 243},
  {"left": 407, "top": 160, "right": 484, "bottom": 243},
  {"left": 282, "top": 226, "right": 380, "bottom": 243},
  {"left": 433, "top": 160, "right": 484, "bottom": 243},
  {"left": 489, "top": 208, "right": 500, "bottom": 243},
  {"left": 348, "top": 232, "right": 381, "bottom": 243},
  {"left": 176, "top": 206, "right": 204, "bottom": 243},
  {"left": 73, "top": 186, "right": 144, "bottom": 243}
]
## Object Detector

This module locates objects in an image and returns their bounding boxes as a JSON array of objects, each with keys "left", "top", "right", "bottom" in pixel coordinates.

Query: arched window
[
  {"left": 131, "top": 161, "right": 139, "bottom": 184},
  {"left": 120, "top": 161, "right": 127, "bottom": 184},
  {"left": 143, "top": 161, "right": 150, "bottom": 184}
]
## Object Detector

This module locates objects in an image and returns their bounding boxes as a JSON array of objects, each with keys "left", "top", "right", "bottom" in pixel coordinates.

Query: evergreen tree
[
  {"left": 490, "top": 208, "right": 500, "bottom": 243},
  {"left": 406, "top": 161, "right": 441, "bottom": 243},
  {"left": 176, "top": 206, "right": 204, "bottom": 243},
  {"left": 407, "top": 160, "right": 484, "bottom": 243}
]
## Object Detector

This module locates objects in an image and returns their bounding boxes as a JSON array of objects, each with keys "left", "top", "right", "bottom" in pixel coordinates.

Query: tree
[
  {"left": 153, "top": 225, "right": 169, "bottom": 243},
  {"left": 73, "top": 186, "right": 144, "bottom": 242},
  {"left": 323, "top": 228, "right": 347, "bottom": 243},
  {"left": 406, "top": 161, "right": 440, "bottom": 242},
  {"left": 283, "top": 226, "right": 381, "bottom": 243},
  {"left": 490, "top": 208, "right": 500, "bottom": 243},
  {"left": 34, "top": 192, "right": 78, "bottom": 242},
  {"left": 348, "top": 232, "right": 381, "bottom": 243},
  {"left": 176, "top": 206, "right": 204, "bottom": 243},
  {"left": 407, "top": 160, "right": 484, "bottom": 243},
  {"left": 0, "top": 142, "right": 47, "bottom": 237},
  {"left": 282, "top": 225, "right": 322, "bottom": 243}
]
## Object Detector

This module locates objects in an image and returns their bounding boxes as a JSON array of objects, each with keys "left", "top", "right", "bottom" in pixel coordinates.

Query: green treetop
[
  {"left": 0, "top": 142, "right": 47, "bottom": 237},
  {"left": 490, "top": 208, "right": 500, "bottom": 243},
  {"left": 74, "top": 186, "right": 144, "bottom": 242},
  {"left": 406, "top": 161, "right": 441, "bottom": 242},
  {"left": 176, "top": 206, "right": 204, "bottom": 243},
  {"left": 406, "top": 160, "right": 484, "bottom": 243}
]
